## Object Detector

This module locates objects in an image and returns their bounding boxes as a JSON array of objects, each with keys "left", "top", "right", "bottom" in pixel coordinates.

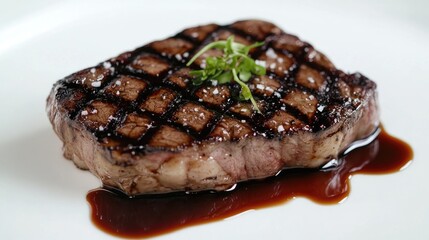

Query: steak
[{"left": 47, "top": 20, "right": 379, "bottom": 195}]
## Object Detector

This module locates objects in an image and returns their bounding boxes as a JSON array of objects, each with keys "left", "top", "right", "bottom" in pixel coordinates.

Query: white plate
[{"left": 1, "top": 0, "right": 428, "bottom": 239}]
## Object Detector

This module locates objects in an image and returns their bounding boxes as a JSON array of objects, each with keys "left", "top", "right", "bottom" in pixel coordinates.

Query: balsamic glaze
[{"left": 87, "top": 129, "right": 412, "bottom": 238}]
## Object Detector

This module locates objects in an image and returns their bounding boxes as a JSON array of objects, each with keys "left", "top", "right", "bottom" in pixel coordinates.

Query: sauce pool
[{"left": 87, "top": 129, "right": 413, "bottom": 238}]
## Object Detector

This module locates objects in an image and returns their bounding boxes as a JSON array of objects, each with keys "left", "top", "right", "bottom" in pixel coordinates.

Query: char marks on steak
[{"left": 47, "top": 20, "right": 379, "bottom": 195}]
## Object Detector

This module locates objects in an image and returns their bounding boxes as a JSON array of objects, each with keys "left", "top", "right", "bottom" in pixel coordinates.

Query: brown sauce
[{"left": 87, "top": 128, "right": 413, "bottom": 238}]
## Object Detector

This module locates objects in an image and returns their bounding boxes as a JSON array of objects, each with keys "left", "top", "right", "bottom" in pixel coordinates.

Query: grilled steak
[{"left": 47, "top": 20, "right": 379, "bottom": 195}]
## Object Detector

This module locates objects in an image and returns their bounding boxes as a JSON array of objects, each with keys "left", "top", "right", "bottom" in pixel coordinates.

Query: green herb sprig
[{"left": 186, "top": 36, "right": 265, "bottom": 113}]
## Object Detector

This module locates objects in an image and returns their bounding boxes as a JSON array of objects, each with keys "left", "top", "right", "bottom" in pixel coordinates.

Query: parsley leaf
[{"left": 186, "top": 36, "right": 265, "bottom": 113}]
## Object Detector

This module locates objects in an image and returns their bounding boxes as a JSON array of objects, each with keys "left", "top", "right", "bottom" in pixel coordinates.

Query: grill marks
[
  {"left": 150, "top": 38, "right": 193, "bottom": 58},
  {"left": 295, "top": 65, "right": 327, "bottom": 91},
  {"left": 209, "top": 117, "right": 253, "bottom": 141},
  {"left": 271, "top": 34, "right": 305, "bottom": 55},
  {"left": 257, "top": 49, "right": 296, "bottom": 77},
  {"left": 213, "top": 29, "right": 253, "bottom": 46},
  {"left": 305, "top": 47, "right": 336, "bottom": 71},
  {"left": 231, "top": 20, "right": 282, "bottom": 41},
  {"left": 172, "top": 102, "right": 214, "bottom": 132},
  {"left": 78, "top": 100, "right": 119, "bottom": 131},
  {"left": 181, "top": 24, "right": 219, "bottom": 42},
  {"left": 104, "top": 75, "right": 148, "bottom": 101},
  {"left": 194, "top": 85, "right": 230, "bottom": 109},
  {"left": 166, "top": 68, "right": 191, "bottom": 89},
  {"left": 140, "top": 88, "right": 176, "bottom": 115},
  {"left": 56, "top": 20, "right": 367, "bottom": 153},
  {"left": 116, "top": 113, "right": 153, "bottom": 140},
  {"left": 249, "top": 76, "right": 281, "bottom": 97},
  {"left": 55, "top": 87, "right": 87, "bottom": 116},
  {"left": 281, "top": 90, "right": 318, "bottom": 120},
  {"left": 65, "top": 66, "right": 114, "bottom": 90},
  {"left": 149, "top": 126, "right": 193, "bottom": 149},
  {"left": 229, "top": 101, "right": 266, "bottom": 118},
  {"left": 128, "top": 54, "right": 170, "bottom": 77},
  {"left": 264, "top": 111, "right": 306, "bottom": 133}
]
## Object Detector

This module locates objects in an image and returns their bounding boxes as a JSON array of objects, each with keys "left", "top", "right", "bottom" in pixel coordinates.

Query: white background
[{"left": 0, "top": 0, "right": 428, "bottom": 239}]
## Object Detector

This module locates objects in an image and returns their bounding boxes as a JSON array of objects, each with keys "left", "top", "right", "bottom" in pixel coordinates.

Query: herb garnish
[{"left": 186, "top": 36, "right": 265, "bottom": 113}]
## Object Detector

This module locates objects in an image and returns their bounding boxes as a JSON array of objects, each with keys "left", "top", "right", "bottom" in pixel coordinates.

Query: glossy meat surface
[{"left": 47, "top": 20, "right": 379, "bottom": 195}]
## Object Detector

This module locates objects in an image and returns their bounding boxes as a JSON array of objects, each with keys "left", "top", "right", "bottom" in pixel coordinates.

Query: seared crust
[{"left": 47, "top": 19, "right": 379, "bottom": 195}]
